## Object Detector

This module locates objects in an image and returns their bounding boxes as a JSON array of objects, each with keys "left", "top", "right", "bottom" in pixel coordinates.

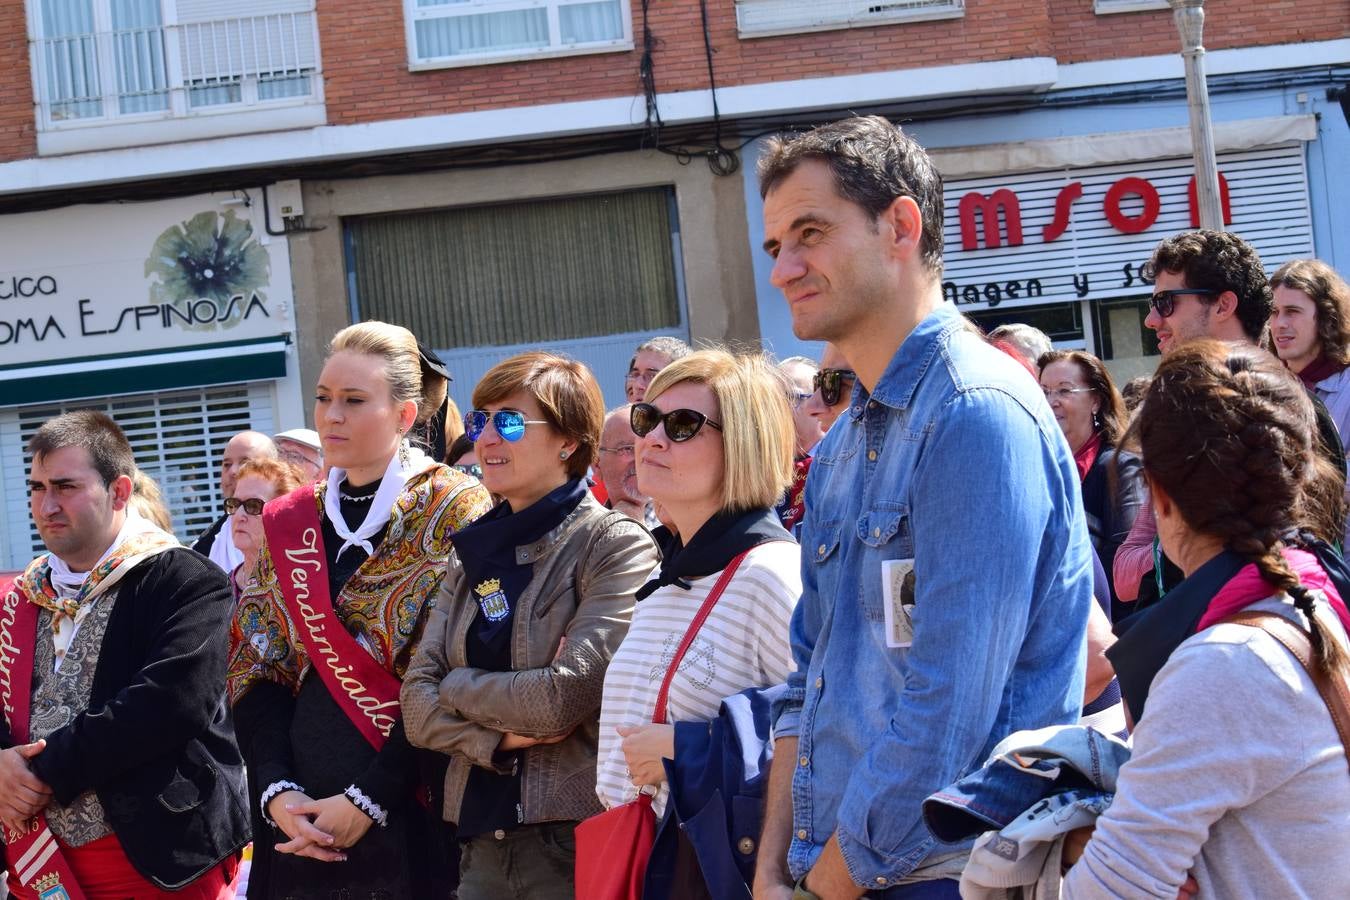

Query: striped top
[{"left": 596, "top": 540, "right": 801, "bottom": 817}]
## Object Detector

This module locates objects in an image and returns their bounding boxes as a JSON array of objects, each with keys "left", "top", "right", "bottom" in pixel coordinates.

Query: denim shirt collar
[{"left": 860, "top": 302, "right": 967, "bottom": 414}]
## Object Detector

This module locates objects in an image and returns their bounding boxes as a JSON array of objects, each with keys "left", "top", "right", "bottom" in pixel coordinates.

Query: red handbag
[{"left": 574, "top": 551, "right": 750, "bottom": 900}]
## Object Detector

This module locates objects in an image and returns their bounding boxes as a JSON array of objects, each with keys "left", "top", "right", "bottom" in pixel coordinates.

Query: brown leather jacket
[{"left": 401, "top": 492, "right": 659, "bottom": 825}]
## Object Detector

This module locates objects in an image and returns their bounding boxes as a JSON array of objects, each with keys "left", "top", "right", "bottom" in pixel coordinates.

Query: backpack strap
[{"left": 1221, "top": 608, "right": 1350, "bottom": 774}]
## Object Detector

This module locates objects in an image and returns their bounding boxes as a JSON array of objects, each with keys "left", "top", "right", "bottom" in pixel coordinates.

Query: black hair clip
[{"left": 417, "top": 341, "right": 452, "bottom": 381}]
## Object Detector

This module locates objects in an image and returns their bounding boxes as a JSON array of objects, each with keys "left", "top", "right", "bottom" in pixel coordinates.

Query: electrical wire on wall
[{"left": 638, "top": 0, "right": 740, "bottom": 177}]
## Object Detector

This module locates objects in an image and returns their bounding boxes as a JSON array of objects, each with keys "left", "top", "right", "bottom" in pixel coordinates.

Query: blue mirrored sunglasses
[{"left": 464, "top": 409, "right": 549, "bottom": 442}]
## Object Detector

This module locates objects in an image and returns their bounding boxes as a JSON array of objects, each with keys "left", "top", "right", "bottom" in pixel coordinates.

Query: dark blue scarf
[{"left": 636, "top": 507, "right": 791, "bottom": 601}]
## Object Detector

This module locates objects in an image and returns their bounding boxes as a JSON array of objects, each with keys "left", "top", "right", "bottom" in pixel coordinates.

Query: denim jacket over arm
[{"left": 775, "top": 302, "right": 1092, "bottom": 889}]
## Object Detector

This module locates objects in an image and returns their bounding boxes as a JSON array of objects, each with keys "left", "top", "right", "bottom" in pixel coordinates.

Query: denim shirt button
[
  {"left": 798, "top": 756, "right": 809, "bottom": 767},
  {"left": 817, "top": 544, "right": 827, "bottom": 556},
  {"left": 815, "top": 677, "right": 823, "bottom": 688},
  {"left": 876, "top": 877, "right": 889, "bottom": 886},
  {"left": 872, "top": 527, "right": 881, "bottom": 538},
  {"left": 797, "top": 829, "right": 808, "bottom": 840},
  {"left": 867, "top": 449, "right": 877, "bottom": 461}
]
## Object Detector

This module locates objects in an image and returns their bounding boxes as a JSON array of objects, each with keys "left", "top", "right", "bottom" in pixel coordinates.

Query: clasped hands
[
  {"left": 0, "top": 740, "right": 52, "bottom": 833},
  {"left": 267, "top": 790, "right": 374, "bottom": 862}
]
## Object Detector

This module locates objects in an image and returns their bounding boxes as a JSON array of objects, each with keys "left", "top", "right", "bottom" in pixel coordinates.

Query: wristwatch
[{"left": 792, "top": 875, "right": 823, "bottom": 900}]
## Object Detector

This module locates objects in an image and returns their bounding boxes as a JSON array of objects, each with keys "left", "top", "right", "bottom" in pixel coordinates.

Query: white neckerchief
[
  {"left": 323, "top": 443, "right": 434, "bottom": 560},
  {"left": 207, "top": 515, "right": 245, "bottom": 573},
  {"left": 46, "top": 511, "right": 171, "bottom": 671}
]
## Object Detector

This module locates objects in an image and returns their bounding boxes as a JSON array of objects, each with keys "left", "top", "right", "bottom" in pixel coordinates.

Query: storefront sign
[
  {"left": 0, "top": 193, "right": 292, "bottom": 366},
  {"left": 939, "top": 145, "right": 1314, "bottom": 311}
]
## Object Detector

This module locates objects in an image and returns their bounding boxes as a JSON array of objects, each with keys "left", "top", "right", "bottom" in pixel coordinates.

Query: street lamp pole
[{"left": 1171, "top": 0, "right": 1224, "bottom": 229}]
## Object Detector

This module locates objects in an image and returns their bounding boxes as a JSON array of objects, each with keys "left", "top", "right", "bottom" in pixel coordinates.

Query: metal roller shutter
[{"left": 0, "top": 380, "right": 275, "bottom": 569}]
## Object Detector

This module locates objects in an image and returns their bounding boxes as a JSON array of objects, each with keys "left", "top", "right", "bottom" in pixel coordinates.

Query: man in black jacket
[{"left": 0, "top": 410, "right": 249, "bottom": 898}]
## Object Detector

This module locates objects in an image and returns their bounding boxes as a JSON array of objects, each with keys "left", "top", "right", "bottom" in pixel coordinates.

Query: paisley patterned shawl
[
  {"left": 15, "top": 527, "right": 181, "bottom": 634},
  {"left": 227, "top": 464, "right": 492, "bottom": 702}
]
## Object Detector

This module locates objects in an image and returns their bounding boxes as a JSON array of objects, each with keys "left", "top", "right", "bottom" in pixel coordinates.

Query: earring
[
  {"left": 1092, "top": 410, "right": 1102, "bottom": 430},
  {"left": 559, "top": 450, "right": 570, "bottom": 460}
]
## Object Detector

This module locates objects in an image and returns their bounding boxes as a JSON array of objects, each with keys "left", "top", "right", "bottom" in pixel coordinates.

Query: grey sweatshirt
[{"left": 1063, "top": 596, "right": 1350, "bottom": 899}]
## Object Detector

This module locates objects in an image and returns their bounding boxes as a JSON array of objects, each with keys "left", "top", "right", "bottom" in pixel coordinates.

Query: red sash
[
  {"left": 0, "top": 583, "right": 89, "bottom": 900},
  {"left": 262, "top": 486, "right": 402, "bottom": 750}
]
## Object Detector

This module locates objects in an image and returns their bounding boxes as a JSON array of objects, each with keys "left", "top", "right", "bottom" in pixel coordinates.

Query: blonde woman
[
  {"left": 596, "top": 350, "right": 802, "bottom": 898},
  {"left": 227, "top": 322, "right": 493, "bottom": 898}
]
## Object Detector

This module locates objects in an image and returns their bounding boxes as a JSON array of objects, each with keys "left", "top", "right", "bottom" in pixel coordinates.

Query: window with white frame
[
  {"left": 30, "top": 0, "right": 320, "bottom": 127},
  {"left": 1093, "top": 0, "right": 1170, "bottom": 13},
  {"left": 734, "top": 0, "right": 963, "bottom": 38},
  {"left": 404, "top": 0, "right": 632, "bottom": 69}
]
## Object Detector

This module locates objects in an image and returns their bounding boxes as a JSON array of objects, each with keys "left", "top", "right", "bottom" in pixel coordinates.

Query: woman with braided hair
[{"left": 1061, "top": 340, "right": 1350, "bottom": 898}]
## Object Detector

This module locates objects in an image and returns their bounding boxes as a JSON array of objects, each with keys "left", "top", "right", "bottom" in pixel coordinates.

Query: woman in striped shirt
[{"left": 596, "top": 350, "right": 803, "bottom": 896}]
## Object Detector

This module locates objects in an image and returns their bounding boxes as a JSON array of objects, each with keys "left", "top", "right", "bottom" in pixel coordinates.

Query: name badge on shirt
[{"left": 881, "top": 558, "right": 916, "bottom": 648}]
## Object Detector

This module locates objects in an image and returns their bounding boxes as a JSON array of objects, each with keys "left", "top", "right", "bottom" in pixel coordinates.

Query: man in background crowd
[
  {"left": 624, "top": 336, "right": 691, "bottom": 403},
  {"left": 190, "top": 430, "right": 276, "bottom": 572},
  {"left": 273, "top": 427, "right": 323, "bottom": 482},
  {"left": 987, "top": 323, "right": 1052, "bottom": 371},
  {"left": 595, "top": 404, "right": 655, "bottom": 526}
]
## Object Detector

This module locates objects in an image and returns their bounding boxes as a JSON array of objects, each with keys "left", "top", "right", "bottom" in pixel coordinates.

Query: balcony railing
[{"left": 34, "top": 11, "right": 320, "bottom": 128}]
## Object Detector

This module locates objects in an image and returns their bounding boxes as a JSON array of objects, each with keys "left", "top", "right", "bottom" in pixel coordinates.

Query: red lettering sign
[
  {"left": 1103, "top": 177, "right": 1161, "bottom": 234},
  {"left": 1042, "top": 182, "right": 1084, "bottom": 243},
  {"left": 1187, "top": 173, "right": 1233, "bottom": 227},
  {"left": 959, "top": 189, "right": 1024, "bottom": 251}
]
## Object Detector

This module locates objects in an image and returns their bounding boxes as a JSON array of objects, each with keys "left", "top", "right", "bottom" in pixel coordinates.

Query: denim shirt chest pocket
[{"left": 856, "top": 501, "right": 912, "bottom": 624}]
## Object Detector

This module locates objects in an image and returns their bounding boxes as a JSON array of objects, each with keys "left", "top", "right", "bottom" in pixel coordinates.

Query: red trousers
[{"left": 7, "top": 832, "right": 239, "bottom": 900}]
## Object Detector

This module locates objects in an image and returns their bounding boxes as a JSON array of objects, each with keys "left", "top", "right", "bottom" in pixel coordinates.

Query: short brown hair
[
  {"left": 646, "top": 350, "right": 795, "bottom": 512},
  {"left": 233, "top": 457, "right": 305, "bottom": 499},
  {"left": 1143, "top": 230, "right": 1272, "bottom": 343},
  {"left": 1270, "top": 259, "right": 1350, "bottom": 367},
  {"left": 757, "top": 115, "right": 945, "bottom": 275},
  {"left": 1037, "top": 350, "right": 1128, "bottom": 446},
  {"left": 472, "top": 351, "right": 605, "bottom": 479},
  {"left": 29, "top": 410, "right": 135, "bottom": 487}
]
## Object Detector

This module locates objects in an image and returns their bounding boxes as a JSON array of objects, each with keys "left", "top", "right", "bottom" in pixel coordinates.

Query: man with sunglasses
[
  {"left": 1114, "top": 229, "right": 1347, "bottom": 605},
  {"left": 754, "top": 116, "right": 1092, "bottom": 900}
]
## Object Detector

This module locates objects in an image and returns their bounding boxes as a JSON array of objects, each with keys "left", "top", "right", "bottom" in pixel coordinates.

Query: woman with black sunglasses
[
  {"left": 226, "top": 457, "right": 303, "bottom": 599},
  {"left": 596, "top": 349, "right": 802, "bottom": 898},
  {"left": 802, "top": 343, "right": 856, "bottom": 433},
  {"left": 402, "top": 350, "right": 659, "bottom": 900}
]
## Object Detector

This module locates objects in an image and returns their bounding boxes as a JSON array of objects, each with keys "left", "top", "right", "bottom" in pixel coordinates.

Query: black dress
[{"left": 234, "top": 481, "right": 457, "bottom": 900}]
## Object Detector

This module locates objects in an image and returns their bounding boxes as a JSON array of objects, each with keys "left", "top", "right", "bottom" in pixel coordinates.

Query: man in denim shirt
[{"left": 752, "top": 117, "right": 1092, "bottom": 898}]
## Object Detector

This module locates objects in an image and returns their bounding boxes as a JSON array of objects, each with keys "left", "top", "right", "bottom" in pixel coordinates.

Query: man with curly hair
[{"left": 1116, "top": 232, "right": 1347, "bottom": 603}]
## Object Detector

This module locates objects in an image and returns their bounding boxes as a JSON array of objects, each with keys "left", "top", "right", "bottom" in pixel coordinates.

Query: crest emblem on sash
[
  {"left": 35, "top": 873, "right": 71, "bottom": 900},
  {"left": 474, "top": 578, "right": 510, "bottom": 622}
]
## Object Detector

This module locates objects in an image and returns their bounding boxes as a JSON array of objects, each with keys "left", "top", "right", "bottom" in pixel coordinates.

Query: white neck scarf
[
  {"left": 47, "top": 510, "right": 164, "bottom": 600},
  {"left": 208, "top": 515, "right": 245, "bottom": 574},
  {"left": 323, "top": 443, "right": 435, "bottom": 560}
]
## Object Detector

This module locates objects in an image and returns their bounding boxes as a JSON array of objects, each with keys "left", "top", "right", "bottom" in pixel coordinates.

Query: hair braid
[{"left": 1138, "top": 340, "right": 1349, "bottom": 680}]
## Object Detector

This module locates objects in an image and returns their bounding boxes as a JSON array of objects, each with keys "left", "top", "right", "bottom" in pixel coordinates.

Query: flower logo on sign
[{"left": 145, "top": 209, "right": 270, "bottom": 331}]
